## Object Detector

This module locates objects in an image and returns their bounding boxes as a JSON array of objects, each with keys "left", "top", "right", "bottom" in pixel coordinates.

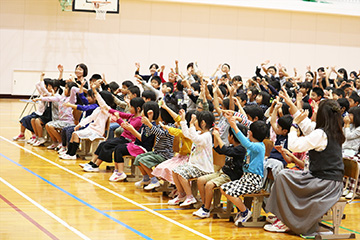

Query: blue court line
[
  {"left": 0, "top": 153, "right": 152, "bottom": 240},
  {"left": 103, "top": 208, "right": 190, "bottom": 212}
]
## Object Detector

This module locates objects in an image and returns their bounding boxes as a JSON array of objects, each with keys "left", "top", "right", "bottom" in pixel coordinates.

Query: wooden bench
[
  {"left": 314, "top": 158, "right": 358, "bottom": 240},
  {"left": 212, "top": 169, "right": 274, "bottom": 228}
]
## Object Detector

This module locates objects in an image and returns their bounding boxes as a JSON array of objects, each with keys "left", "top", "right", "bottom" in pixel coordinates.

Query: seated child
[
  {"left": 220, "top": 112, "right": 268, "bottom": 226},
  {"left": 169, "top": 110, "right": 215, "bottom": 207},
  {"left": 152, "top": 102, "right": 195, "bottom": 185},
  {"left": 133, "top": 103, "right": 177, "bottom": 190},
  {"left": 59, "top": 90, "right": 116, "bottom": 160},
  {"left": 193, "top": 123, "right": 247, "bottom": 218}
]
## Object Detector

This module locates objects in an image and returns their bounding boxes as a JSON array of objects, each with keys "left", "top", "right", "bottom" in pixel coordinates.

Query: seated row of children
[{"left": 13, "top": 61, "right": 360, "bottom": 236}]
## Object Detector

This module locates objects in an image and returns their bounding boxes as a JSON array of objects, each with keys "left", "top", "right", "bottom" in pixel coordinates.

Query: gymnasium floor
[{"left": 0, "top": 98, "right": 359, "bottom": 240}]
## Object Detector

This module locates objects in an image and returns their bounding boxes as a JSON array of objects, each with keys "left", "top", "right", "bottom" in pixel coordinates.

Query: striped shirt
[{"left": 150, "top": 124, "right": 175, "bottom": 160}]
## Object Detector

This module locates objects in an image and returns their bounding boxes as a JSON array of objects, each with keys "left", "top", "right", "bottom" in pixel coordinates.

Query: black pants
[
  {"left": 114, "top": 144, "right": 130, "bottom": 163},
  {"left": 94, "top": 136, "right": 128, "bottom": 162}
]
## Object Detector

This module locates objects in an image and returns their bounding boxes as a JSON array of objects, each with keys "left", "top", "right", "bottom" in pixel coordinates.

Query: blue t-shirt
[{"left": 232, "top": 128, "right": 265, "bottom": 177}]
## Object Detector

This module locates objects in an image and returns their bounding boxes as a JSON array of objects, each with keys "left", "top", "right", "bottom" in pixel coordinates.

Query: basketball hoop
[{"left": 91, "top": 1, "right": 111, "bottom": 20}]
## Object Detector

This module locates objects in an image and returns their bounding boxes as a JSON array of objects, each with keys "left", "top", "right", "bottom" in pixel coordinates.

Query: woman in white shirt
[{"left": 264, "top": 99, "right": 345, "bottom": 236}]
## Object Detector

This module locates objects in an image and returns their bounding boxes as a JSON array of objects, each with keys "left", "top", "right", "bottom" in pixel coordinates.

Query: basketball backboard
[{"left": 72, "top": 0, "right": 119, "bottom": 13}]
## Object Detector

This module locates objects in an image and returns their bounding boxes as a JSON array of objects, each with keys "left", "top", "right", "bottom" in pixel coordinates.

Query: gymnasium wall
[{"left": 1, "top": 0, "right": 360, "bottom": 95}]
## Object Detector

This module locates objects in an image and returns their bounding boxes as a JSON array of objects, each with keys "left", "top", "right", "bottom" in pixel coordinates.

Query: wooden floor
[{"left": 0, "top": 98, "right": 359, "bottom": 240}]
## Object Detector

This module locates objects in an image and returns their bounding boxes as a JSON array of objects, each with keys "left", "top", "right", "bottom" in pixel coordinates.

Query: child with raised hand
[
  {"left": 106, "top": 102, "right": 159, "bottom": 182},
  {"left": 13, "top": 73, "right": 52, "bottom": 142},
  {"left": 58, "top": 80, "right": 99, "bottom": 154},
  {"left": 169, "top": 110, "right": 215, "bottom": 207},
  {"left": 32, "top": 81, "right": 78, "bottom": 149},
  {"left": 133, "top": 102, "right": 176, "bottom": 190},
  {"left": 81, "top": 82, "right": 144, "bottom": 176},
  {"left": 194, "top": 123, "right": 247, "bottom": 218},
  {"left": 220, "top": 112, "right": 267, "bottom": 226},
  {"left": 151, "top": 101, "right": 194, "bottom": 185},
  {"left": 59, "top": 89, "right": 115, "bottom": 160}
]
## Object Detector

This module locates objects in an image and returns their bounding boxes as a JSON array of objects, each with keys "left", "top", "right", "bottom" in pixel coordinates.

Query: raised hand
[
  {"left": 179, "top": 109, "right": 186, "bottom": 122},
  {"left": 135, "top": 62, "right": 140, "bottom": 69},
  {"left": 189, "top": 114, "right": 197, "bottom": 125},
  {"left": 293, "top": 109, "right": 309, "bottom": 125},
  {"left": 57, "top": 64, "right": 64, "bottom": 73}
]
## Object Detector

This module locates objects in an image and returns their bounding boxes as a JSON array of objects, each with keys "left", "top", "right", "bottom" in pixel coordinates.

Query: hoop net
[{"left": 93, "top": 2, "right": 109, "bottom": 20}]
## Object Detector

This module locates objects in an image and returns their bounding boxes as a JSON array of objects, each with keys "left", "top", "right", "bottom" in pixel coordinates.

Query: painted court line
[
  {"left": 1, "top": 136, "right": 214, "bottom": 240},
  {"left": 0, "top": 193, "right": 59, "bottom": 240},
  {"left": 0, "top": 177, "right": 90, "bottom": 240},
  {"left": 0, "top": 153, "right": 153, "bottom": 240}
]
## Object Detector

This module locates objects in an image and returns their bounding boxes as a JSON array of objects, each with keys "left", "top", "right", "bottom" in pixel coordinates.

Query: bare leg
[
  {"left": 70, "top": 132, "right": 80, "bottom": 143},
  {"left": 114, "top": 162, "right": 124, "bottom": 172},
  {"left": 197, "top": 176, "right": 207, "bottom": 204},
  {"left": 220, "top": 188, "right": 246, "bottom": 212},
  {"left": 91, "top": 153, "right": 98, "bottom": 163},
  {"left": 31, "top": 119, "right": 37, "bottom": 136},
  {"left": 20, "top": 124, "right": 26, "bottom": 134},
  {"left": 204, "top": 181, "right": 216, "bottom": 210},
  {"left": 137, "top": 164, "right": 147, "bottom": 176},
  {"left": 172, "top": 172, "right": 184, "bottom": 193},
  {"left": 45, "top": 124, "right": 56, "bottom": 142},
  {"left": 178, "top": 175, "right": 192, "bottom": 196},
  {"left": 34, "top": 119, "right": 44, "bottom": 137},
  {"left": 94, "top": 159, "right": 103, "bottom": 167},
  {"left": 139, "top": 162, "right": 153, "bottom": 177}
]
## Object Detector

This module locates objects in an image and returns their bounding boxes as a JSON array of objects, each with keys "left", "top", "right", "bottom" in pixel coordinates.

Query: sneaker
[
  {"left": 135, "top": 179, "right": 151, "bottom": 188},
  {"left": 13, "top": 134, "right": 25, "bottom": 141},
  {"left": 55, "top": 143, "right": 63, "bottom": 151},
  {"left": 168, "top": 195, "right": 187, "bottom": 205},
  {"left": 47, "top": 143, "right": 57, "bottom": 149},
  {"left": 27, "top": 138, "right": 37, "bottom": 144},
  {"left": 83, "top": 164, "right": 100, "bottom": 172},
  {"left": 60, "top": 154, "right": 76, "bottom": 160},
  {"left": 79, "top": 163, "right": 90, "bottom": 168},
  {"left": 266, "top": 215, "right": 278, "bottom": 224},
  {"left": 345, "top": 192, "right": 354, "bottom": 199},
  {"left": 342, "top": 189, "right": 350, "bottom": 196},
  {"left": 168, "top": 189, "right": 178, "bottom": 198},
  {"left": 58, "top": 147, "right": 67, "bottom": 154},
  {"left": 179, "top": 196, "right": 197, "bottom": 207},
  {"left": 33, "top": 137, "right": 46, "bottom": 146},
  {"left": 264, "top": 220, "right": 290, "bottom": 233},
  {"left": 109, "top": 172, "right": 127, "bottom": 182},
  {"left": 234, "top": 209, "right": 252, "bottom": 226},
  {"left": 193, "top": 207, "right": 210, "bottom": 218},
  {"left": 144, "top": 181, "right": 161, "bottom": 190}
]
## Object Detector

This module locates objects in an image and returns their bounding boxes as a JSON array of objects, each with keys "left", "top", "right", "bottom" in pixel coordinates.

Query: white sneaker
[
  {"left": 345, "top": 192, "right": 354, "bottom": 199},
  {"left": 27, "top": 138, "right": 37, "bottom": 144},
  {"left": 47, "top": 143, "right": 57, "bottom": 149},
  {"left": 144, "top": 181, "right": 161, "bottom": 190},
  {"left": 33, "top": 140, "right": 44, "bottom": 147},
  {"left": 13, "top": 135, "right": 25, "bottom": 141},
  {"left": 109, "top": 172, "right": 127, "bottom": 182},
  {"left": 193, "top": 207, "right": 210, "bottom": 218},
  {"left": 134, "top": 179, "right": 151, "bottom": 188},
  {"left": 33, "top": 137, "right": 46, "bottom": 146},
  {"left": 343, "top": 189, "right": 350, "bottom": 196},
  {"left": 264, "top": 220, "right": 290, "bottom": 233},
  {"left": 168, "top": 195, "right": 186, "bottom": 205},
  {"left": 83, "top": 164, "right": 100, "bottom": 172},
  {"left": 179, "top": 196, "right": 197, "bottom": 207},
  {"left": 60, "top": 154, "right": 76, "bottom": 160},
  {"left": 79, "top": 163, "right": 90, "bottom": 168},
  {"left": 58, "top": 147, "right": 67, "bottom": 154},
  {"left": 234, "top": 209, "right": 252, "bottom": 226}
]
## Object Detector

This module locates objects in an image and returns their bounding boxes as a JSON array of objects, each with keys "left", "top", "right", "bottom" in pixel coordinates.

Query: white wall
[{"left": 1, "top": 0, "right": 360, "bottom": 95}]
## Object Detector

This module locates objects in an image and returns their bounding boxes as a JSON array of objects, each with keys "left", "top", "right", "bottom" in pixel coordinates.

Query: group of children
[{"left": 13, "top": 61, "right": 360, "bottom": 236}]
